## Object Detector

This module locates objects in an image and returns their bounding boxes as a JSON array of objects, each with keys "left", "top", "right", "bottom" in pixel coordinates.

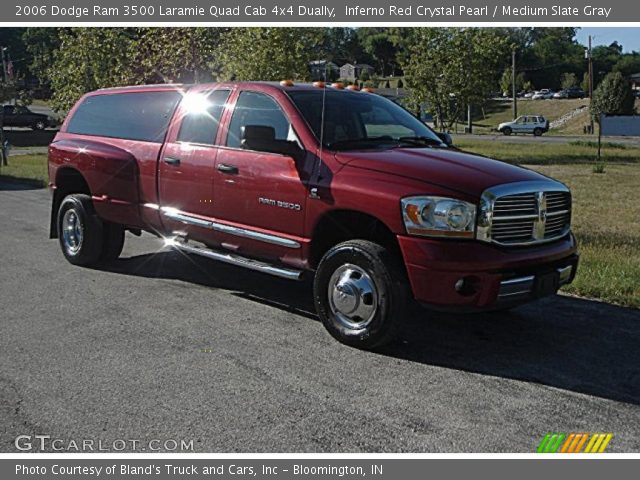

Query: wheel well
[
  {"left": 310, "top": 210, "right": 401, "bottom": 268},
  {"left": 50, "top": 168, "right": 91, "bottom": 238}
]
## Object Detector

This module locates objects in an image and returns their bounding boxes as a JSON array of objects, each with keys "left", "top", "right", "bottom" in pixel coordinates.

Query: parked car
[
  {"left": 532, "top": 89, "right": 554, "bottom": 100},
  {"left": 523, "top": 91, "right": 535, "bottom": 99},
  {"left": 48, "top": 82, "right": 577, "bottom": 349},
  {"left": 498, "top": 115, "right": 550, "bottom": 136},
  {"left": 554, "top": 88, "right": 586, "bottom": 99},
  {"left": 2, "top": 104, "right": 57, "bottom": 130}
]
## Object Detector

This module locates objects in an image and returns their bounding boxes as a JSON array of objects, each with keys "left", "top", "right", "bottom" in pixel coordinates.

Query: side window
[
  {"left": 226, "top": 91, "right": 292, "bottom": 149},
  {"left": 177, "top": 90, "right": 230, "bottom": 145}
]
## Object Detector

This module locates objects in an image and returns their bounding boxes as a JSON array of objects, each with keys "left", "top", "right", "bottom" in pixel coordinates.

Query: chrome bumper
[{"left": 497, "top": 264, "right": 574, "bottom": 301}]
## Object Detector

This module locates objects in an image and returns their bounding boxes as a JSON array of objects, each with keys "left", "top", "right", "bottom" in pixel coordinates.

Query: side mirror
[
  {"left": 241, "top": 125, "right": 302, "bottom": 158},
  {"left": 436, "top": 132, "right": 453, "bottom": 147}
]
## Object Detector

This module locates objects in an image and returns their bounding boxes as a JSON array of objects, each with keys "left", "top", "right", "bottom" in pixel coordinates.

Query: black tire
[
  {"left": 99, "top": 222, "right": 125, "bottom": 263},
  {"left": 57, "top": 194, "right": 104, "bottom": 266},
  {"left": 533, "top": 128, "right": 543, "bottom": 137},
  {"left": 502, "top": 127, "right": 512, "bottom": 136},
  {"left": 32, "top": 120, "right": 46, "bottom": 130},
  {"left": 313, "top": 240, "right": 407, "bottom": 349}
]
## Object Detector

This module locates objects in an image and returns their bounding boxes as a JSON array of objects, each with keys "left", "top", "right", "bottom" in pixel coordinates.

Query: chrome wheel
[
  {"left": 62, "top": 209, "right": 83, "bottom": 255},
  {"left": 328, "top": 264, "right": 379, "bottom": 330}
]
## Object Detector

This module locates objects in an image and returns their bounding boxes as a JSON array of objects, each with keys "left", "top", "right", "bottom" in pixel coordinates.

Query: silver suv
[{"left": 498, "top": 115, "right": 550, "bottom": 136}]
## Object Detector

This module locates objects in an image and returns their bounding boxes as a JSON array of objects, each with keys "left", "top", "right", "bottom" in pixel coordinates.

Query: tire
[
  {"left": 99, "top": 222, "right": 125, "bottom": 263},
  {"left": 57, "top": 194, "right": 104, "bottom": 266},
  {"left": 533, "top": 128, "right": 543, "bottom": 137},
  {"left": 32, "top": 120, "right": 46, "bottom": 130},
  {"left": 313, "top": 240, "right": 407, "bottom": 349},
  {"left": 502, "top": 127, "right": 512, "bottom": 136}
]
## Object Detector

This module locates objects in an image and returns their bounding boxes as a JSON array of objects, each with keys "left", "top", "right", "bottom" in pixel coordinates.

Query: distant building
[
  {"left": 630, "top": 72, "right": 640, "bottom": 91},
  {"left": 309, "top": 60, "right": 339, "bottom": 81},
  {"left": 339, "top": 63, "right": 375, "bottom": 81}
]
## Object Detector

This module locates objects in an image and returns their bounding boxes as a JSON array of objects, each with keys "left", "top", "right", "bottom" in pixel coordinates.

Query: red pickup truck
[{"left": 48, "top": 81, "right": 578, "bottom": 348}]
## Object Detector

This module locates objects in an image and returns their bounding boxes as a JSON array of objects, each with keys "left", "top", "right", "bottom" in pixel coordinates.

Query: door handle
[
  {"left": 164, "top": 156, "right": 181, "bottom": 166},
  {"left": 217, "top": 163, "right": 239, "bottom": 175}
]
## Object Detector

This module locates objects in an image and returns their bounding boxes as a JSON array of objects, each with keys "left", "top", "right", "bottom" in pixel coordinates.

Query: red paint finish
[{"left": 49, "top": 81, "right": 578, "bottom": 310}]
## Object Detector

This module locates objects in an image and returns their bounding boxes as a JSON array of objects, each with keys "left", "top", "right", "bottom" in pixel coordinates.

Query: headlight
[{"left": 401, "top": 196, "right": 476, "bottom": 238}]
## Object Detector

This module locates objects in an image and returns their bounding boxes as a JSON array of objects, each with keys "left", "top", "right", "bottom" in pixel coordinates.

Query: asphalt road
[
  {"left": 451, "top": 133, "right": 640, "bottom": 146},
  {"left": 1, "top": 182, "right": 640, "bottom": 453}
]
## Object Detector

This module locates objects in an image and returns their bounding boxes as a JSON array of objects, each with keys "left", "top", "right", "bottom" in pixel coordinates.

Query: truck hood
[{"left": 334, "top": 147, "right": 549, "bottom": 198}]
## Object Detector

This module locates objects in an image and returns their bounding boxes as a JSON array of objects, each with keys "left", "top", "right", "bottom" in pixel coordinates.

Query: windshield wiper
[
  {"left": 328, "top": 136, "right": 394, "bottom": 151},
  {"left": 396, "top": 136, "right": 445, "bottom": 147}
]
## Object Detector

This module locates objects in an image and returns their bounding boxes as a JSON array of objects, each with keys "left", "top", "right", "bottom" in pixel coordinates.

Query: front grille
[{"left": 489, "top": 190, "right": 571, "bottom": 245}]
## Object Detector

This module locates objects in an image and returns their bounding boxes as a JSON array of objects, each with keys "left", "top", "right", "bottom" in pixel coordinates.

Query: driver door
[{"left": 212, "top": 90, "right": 308, "bottom": 263}]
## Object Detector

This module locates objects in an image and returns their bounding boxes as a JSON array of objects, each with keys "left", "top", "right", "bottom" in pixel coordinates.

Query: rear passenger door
[
  {"left": 158, "top": 88, "right": 231, "bottom": 240},
  {"left": 212, "top": 90, "right": 308, "bottom": 262}
]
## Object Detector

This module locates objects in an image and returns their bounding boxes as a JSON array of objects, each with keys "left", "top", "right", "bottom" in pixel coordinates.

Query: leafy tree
[
  {"left": 560, "top": 72, "right": 578, "bottom": 89},
  {"left": 613, "top": 52, "right": 640, "bottom": 77},
  {"left": 500, "top": 68, "right": 525, "bottom": 95},
  {"left": 218, "top": 28, "right": 324, "bottom": 81},
  {"left": 23, "top": 28, "right": 63, "bottom": 82},
  {"left": 401, "top": 28, "right": 508, "bottom": 129},
  {"left": 357, "top": 28, "right": 401, "bottom": 77},
  {"left": 590, "top": 71, "right": 636, "bottom": 121}
]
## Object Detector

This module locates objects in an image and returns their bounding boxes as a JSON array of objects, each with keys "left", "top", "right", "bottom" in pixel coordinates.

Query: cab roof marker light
[
  {"left": 313, "top": 81, "right": 326, "bottom": 88},
  {"left": 361, "top": 87, "right": 376, "bottom": 93},
  {"left": 280, "top": 80, "right": 294, "bottom": 87},
  {"left": 330, "top": 82, "right": 345, "bottom": 90},
  {"left": 346, "top": 85, "right": 360, "bottom": 91}
]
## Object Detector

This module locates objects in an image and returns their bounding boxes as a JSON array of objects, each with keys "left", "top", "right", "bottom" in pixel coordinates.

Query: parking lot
[{"left": 1, "top": 182, "right": 640, "bottom": 452}]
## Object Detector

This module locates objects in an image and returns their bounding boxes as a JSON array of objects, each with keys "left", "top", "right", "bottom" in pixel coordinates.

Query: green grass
[
  {"left": 527, "top": 164, "right": 640, "bottom": 308},
  {"left": 0, "top": 153, "right": 48, "bottom": 186},
  {"left": 454, "top": 138, "right": 640, "bottom": 165},
  {"left": 569, "top": 140, "right": 629, "bottom": 149},
  {"left": 2, "top": 151, "right": 638, "bottom": 308}
]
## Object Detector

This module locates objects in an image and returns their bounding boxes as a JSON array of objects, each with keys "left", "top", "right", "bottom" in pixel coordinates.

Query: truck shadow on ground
[{"left": 105, "top": 248, "right": 640, "bottom": 406}]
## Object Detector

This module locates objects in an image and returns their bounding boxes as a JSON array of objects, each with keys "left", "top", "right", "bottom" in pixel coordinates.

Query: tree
[
  {"left": 500, "top": 67, "right": 525, "bottom": 95},
  {"left": 560, "top": 72, "right": 578, "bottom": 89},
  {"left": 590, "top": 71, "right": 636, "bottom": 122},
  {"left": 218, "top": 28, "right": 324, "bottom": 81},
  {"left": 400, "top": 28, "right": 508, "bottom": 130},
  {"left": 357, "top": 28, "right": 401, "bottom": 77},
  {"left": 0, "top": 81, "right": 16, "bottom": 166}
]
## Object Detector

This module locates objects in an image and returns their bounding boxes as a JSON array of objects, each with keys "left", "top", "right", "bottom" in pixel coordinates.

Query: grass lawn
[
  {"left": 454, "top": 138, "right": 640, "bottom": 165},
  {"left": 2, "top": 151, "right": 639, "bottom": 308},
  {"left": 0, "top": 153, "right": 48, "bottom": 186}
]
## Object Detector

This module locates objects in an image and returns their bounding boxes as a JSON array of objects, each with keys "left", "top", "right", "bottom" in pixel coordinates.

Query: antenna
[{"left": 311, "top": 61, "right": 328, "bottom": 199}]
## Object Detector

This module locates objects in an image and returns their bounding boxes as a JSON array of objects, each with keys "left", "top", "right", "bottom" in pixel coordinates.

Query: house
[
  {"left": 630, "top": 72, "right": 640, "bottom": 91},
  {"left": 339, "top": 63, "right": 375, "bottom": 81},
  {"left": 308, "top": 60, "right": 339, "bottom": 81}
]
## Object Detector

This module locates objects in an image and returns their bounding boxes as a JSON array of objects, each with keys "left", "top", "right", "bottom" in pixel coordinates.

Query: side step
[{"left": 167, "top": 237, "right": 304, "bottom": 281}]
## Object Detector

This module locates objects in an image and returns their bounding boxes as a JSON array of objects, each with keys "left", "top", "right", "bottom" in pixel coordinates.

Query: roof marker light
[
  {"left": 346, "top": 84, "right": 360, "bottom": 91},
  {"left": 331, "top": 82, "right": 345, "bottom": 89},
  {"left": 280, "top": 80, "right": 294, "bottom": 87},
  {"left": 361, "top": 87, "right": 376, "bottom": 93},
  {"left": 313, "top": 81, "right": 326, "bottom": 88}
]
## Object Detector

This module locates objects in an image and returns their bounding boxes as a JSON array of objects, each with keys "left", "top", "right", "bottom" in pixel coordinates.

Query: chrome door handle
[
  {"left": 164, "top": 156, "right": 181, "bottom": 166},
  {"left": 217, "top": 164, "right": 239, "bottom": 175}
]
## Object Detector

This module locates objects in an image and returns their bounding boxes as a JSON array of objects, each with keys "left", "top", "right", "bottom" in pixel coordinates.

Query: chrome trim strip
[
  {"left": 500, "top": 275, "right": 535, "bottom": 286},
  {"left": 169, "top": 240, "right": 303, "bottom": 281},
  {"left": 161, "top": 207, "right": 301, "bottom": 249},
  {"left": 557, "top": 265, "right": 573, "bottom": 285},
  {"left": 498, "top": 274, "right": 535, "bottom": 299}
]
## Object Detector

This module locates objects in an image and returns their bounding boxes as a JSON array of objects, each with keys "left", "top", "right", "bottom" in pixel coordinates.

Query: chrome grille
[{"left": 478, "top": 181, "right": 572, "bottom": 246}]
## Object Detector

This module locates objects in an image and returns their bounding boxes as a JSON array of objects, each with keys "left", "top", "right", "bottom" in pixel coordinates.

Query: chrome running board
[{"left": 167, "top": 237, "right": 303, "bottom": 281}]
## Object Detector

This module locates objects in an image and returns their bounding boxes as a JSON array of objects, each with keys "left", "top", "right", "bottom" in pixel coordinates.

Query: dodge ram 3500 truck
[{"left": 48, "top": 81, "right": 578, "bottom": 348}]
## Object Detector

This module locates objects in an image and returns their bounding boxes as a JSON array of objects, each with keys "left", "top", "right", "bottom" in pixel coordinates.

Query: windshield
[{"left": 287, "top": 89, "right": 445, "bottom": 151}]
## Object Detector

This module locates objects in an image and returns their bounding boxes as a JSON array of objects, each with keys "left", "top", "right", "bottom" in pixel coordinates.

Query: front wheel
[
  {"left": 502, "top": 127, "right": 512, "bottom": 136},
  {"left": 32, "top": 120, "right": 46, "bottom": 130},
  {"left": 313, "top": 240, "right": 407, "bottom": 349}
]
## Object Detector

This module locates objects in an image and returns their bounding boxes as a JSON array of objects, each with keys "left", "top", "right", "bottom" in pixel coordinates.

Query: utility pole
[
  {"left": 512, "top": 47, "right": 517, "bottom": 120},
  {"left": 587, "top": 35, "right": 594, "bottom": 134},
  {"left": 1, "top": 47, "right": 6, "bottom": 83}
]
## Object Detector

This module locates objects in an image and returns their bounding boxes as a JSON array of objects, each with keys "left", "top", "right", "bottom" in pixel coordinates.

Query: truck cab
[{"left": 48, "top": 81, "right": 578, "bottom": 349}]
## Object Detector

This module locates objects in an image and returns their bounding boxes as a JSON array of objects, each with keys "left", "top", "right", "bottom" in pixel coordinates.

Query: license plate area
[{"left": 534, "top": 271, "right": 560, "bottom": 298}]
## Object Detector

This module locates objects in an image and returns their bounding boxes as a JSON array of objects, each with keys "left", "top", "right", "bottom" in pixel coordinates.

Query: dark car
[
  {"left": 566, "top": 87, "right": 586, "bottom": 99},
  {"left": 2, "top": 105, "right": 56, "bottom": 130}
]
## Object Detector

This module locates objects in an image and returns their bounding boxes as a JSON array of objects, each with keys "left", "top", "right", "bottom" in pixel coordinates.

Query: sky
[{"left": 576, "top": 28, "right": 640, "bottom": 53}]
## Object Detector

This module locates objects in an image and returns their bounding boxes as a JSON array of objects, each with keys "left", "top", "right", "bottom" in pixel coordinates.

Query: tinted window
[
  {"left": 287, "top": 90, "right": 442, "bottom": 149},
  {"left": 67, "top": 91, "right": 182, "bottom": 143},
  {"left": 227, "top": 91, "right": 292, "bottom": 149},
  {"left": 177, "top": 90, "right": 230, "bottom": 145}
]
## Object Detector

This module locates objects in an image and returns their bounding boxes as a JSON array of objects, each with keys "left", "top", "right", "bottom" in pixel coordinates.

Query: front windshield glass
[{"left": 287, "top": 89, "right": 445, "bottom": 151}]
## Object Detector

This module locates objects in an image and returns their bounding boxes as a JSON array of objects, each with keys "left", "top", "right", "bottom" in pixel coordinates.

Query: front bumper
[{"left": 397, "top": 233, "right": 578, "bottom": 309}]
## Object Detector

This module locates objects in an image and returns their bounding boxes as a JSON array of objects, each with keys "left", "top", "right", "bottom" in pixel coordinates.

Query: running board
[{"left": 167, "top": 237, "right": 303, "bottom": 281}]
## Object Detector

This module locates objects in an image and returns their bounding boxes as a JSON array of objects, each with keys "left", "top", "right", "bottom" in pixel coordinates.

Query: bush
[{"left": 591, "top": 71, "right": 636, "bottom": 121}]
